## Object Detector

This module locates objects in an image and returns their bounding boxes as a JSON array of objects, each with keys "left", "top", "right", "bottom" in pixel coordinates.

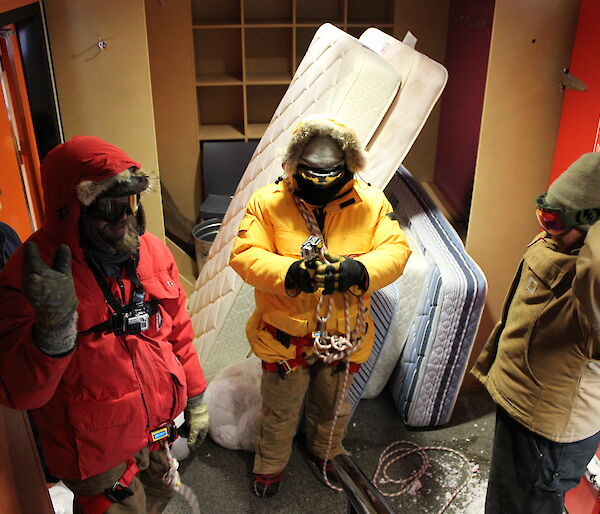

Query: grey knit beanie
[{"left": 546, "top": 152, "right": 600, "bottom": 211}]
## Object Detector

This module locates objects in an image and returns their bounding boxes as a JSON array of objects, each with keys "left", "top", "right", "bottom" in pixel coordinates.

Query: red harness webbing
[
  {"left": 262, "top": 323, "right": 361, "bottom": 375},
  {"left": 74, "top": 422, "right": 177, "bottom": 513},
  {"left": 75, "top": 457, "right": 139, "bottom": 514}
]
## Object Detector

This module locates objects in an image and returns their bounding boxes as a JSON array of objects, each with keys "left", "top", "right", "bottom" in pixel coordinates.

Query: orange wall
[{"left": 550, "top": 0, "right": 600, "bottom": 181}]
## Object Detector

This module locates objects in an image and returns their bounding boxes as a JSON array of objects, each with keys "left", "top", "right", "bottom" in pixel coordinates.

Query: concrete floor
[{"left": 165, "top": 390, "right": 496, "bottom": 514}]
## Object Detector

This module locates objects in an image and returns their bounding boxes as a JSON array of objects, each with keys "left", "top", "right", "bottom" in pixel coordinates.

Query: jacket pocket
[
  {"left": 326, "top": 231, "right": 372, "bottom": 257},
  {"left": 274, "top": 229, "right": 307, "bottom": 258},
  {"left": 67, "top": 390, "right": 141, "bottom": 432},
  {"left": 513, "top": 250, "right": 567, "bottom": 388},
  {"left": 141, "top": 271, "right": 180, "bottom": 339}
]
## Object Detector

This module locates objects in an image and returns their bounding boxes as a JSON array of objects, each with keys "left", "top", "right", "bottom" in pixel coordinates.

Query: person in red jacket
[{"left": 0, "top": 136, "right": 208, "bottom": 513}]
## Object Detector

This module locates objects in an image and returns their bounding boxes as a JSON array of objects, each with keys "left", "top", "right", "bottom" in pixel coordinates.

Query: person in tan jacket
[
  {"left": 472, "top": 152, "right": 600, "bottom": 514},
  {"left": 230, "top": 116, "right": 411, "bottom": 497}
]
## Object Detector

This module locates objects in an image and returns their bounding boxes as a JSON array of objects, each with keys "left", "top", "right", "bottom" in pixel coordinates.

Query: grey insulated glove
[{"left": 22, "top": 242, "right": 78, "bottom": 356}]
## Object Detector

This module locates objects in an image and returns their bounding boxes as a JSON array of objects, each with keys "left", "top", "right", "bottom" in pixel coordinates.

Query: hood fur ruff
[
  {"left": 76, "top": 167, "right": 159, "bottom": 206},
  {"left": 283, "top": 117, "right": 366, "bottom": 174}
]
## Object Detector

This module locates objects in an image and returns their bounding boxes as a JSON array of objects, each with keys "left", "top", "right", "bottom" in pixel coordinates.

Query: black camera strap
[{"left": 81, "top": 252, "right": 158, "bottom": 335}]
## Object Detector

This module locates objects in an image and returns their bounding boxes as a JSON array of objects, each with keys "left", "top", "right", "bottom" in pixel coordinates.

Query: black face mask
[{"left": 294, "top": 169, "right": 352, "bottom": 206}]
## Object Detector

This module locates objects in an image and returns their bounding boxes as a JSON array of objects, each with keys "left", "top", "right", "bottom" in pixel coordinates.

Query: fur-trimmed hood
[
  {"left": 39, "top": 135, "right": 156, "bottom": 244},
  {"left": 283, "top": 116, "right": 366, "bottom": 174}
]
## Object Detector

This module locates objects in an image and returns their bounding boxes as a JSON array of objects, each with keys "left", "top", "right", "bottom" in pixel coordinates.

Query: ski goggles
[
  {"left": 87, "top": 193, "right": 140, "bottom": 223},
  {"left": 297, "top": 164, "right": 347, "bottom": 187},
  {"left": 535, "top": 193, "right": 600, "bottom": 235}
]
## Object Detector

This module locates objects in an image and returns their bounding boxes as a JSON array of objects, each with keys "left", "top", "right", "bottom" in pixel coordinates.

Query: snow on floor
[{"left": 376, "top": 449, "right": 488, "bottom": 513}]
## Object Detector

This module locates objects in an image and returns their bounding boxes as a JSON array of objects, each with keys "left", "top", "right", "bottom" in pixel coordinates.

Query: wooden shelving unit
[{"left": 192, "top": 0, "right": 395, "bottom": 142}]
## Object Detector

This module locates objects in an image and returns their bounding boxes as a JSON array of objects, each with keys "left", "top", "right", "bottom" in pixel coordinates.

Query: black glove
[
  {"left": 22, "top": 242, "right": 78, "bottom": 355},
  {"left": 314, "top": 252, "right": 368, "bottom": 295},
  {"left": 285, "top": 259, "right": 318, "bottom": 295}
]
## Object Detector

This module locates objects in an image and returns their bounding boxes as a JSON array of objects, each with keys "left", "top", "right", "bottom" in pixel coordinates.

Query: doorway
[{"left": 0, "top": 24, "right": 41, "bottom": 240}]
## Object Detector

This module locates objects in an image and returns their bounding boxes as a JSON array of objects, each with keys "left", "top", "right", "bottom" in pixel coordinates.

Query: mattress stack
[{"left": 384, "top": 167, "right": 486, "bottom": 427}]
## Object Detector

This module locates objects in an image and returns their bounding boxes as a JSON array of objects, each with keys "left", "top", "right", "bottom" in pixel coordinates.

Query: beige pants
[
  {"left": 63, "top": 446, "right": 173, "bottom": 513},
  {"left": 253, "top": 360, "right": 355, "bottom": 474}
]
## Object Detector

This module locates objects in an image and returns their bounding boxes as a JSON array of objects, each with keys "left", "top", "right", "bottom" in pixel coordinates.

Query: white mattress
[
  {"left": 360, "top": 248, "right": 428, "bottom": 399},
  {"left": 188, "top": 24, "right": 447, "bottom": 383}
]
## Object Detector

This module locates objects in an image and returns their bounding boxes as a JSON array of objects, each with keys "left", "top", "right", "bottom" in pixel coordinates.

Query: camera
[
  {"left": 122, "top": 307, "right": 150, "bottom": 334},
  {"left": 301, "top": 235, "right": 323, "bottom": 266}
]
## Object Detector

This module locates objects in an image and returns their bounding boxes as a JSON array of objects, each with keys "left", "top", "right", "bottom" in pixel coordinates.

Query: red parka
[{"left": 0, "top": 136, "right": 206, "bottom": 479}]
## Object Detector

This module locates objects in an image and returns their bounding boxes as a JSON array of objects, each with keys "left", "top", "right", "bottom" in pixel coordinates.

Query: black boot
[
  {"left": 309, "top": 454, "right": 340, "bottom": 485},
  {"left": 252, "top": 472, "right": 283, "bottom": 497}
]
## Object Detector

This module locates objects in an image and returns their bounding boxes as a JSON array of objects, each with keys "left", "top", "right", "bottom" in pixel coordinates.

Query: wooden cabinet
[{"left": 192, "top": 0, "right": 395, "bottom": 141}]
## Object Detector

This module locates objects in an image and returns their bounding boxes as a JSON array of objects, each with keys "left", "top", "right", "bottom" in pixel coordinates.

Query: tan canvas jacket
[{"left": 472, "top": 223, "right": 600, "bottom": 443}]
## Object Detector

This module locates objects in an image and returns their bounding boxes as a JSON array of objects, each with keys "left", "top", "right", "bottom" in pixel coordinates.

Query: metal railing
[{"left": 332, "top": 454, "right": 396, "bottom": 514}]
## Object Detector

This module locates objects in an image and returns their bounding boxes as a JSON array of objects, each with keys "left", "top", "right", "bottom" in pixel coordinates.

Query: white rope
[
  {"left": 283, "top": 175, "right": 366, "bottom": 363},
  {"left": 283, "top": 174, "right": 367, "bottom": 490},
  {"left": 283, "top": 176, "right": 476, "bottom": 512},
  {"left": 162, "top": 442, "right": 201, "bottom": 514},
  {"left": 373, "top": 441, "right": 478, "bottom": 514}
]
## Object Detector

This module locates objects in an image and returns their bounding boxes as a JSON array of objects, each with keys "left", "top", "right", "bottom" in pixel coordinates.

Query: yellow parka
[{"left": 230, "top": 177, "right": 411, "bottom": 365}]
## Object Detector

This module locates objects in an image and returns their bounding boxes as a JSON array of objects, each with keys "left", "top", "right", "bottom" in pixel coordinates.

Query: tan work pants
[
  {"left": 253, "top": 360, "right": 355, "bottom": 474},
  {"left": 63, "top": 446, "right": 173, "bottom": 513}
]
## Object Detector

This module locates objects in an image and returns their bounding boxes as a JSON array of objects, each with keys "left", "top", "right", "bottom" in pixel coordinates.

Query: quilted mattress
[
  {"left": 187, "top": 24, "right": 447, "bottom": 383},
  {"left": 382, "top": 167, "right": 487, "bottom": 427}
]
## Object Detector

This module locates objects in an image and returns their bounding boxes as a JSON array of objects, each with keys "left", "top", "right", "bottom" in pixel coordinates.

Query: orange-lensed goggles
[
  {"left": 535, "top": 193, "right": 600, "bottom": 235},
  {"left": 87, "top": 194, "right": 140, "bottom": 223}
]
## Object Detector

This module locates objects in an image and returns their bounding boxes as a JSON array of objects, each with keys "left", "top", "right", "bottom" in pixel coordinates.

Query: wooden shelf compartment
[
  {"left": 196, "top": 73, "right": 242, "bottom": 86},
  {"left": 347, "top": 0, "right": 394, "bottom": 24},
  {"left": 194, "top": 28, "right": 242, "bottom": 83},
  {"left": 296, "top": 0, "right": 344, "bottom": 24},
  {"left": 197, "top": 86, "right": 244, "bottom": 141},
  {"left": 192, "top": 23, "right": 242, "bottom": 29},
  {"left": 246, "top": 84, "right": 287, "bottom": 129},
  {"left": 192, "top": 0, "right": 241, "bottom": 25},
  {"left": 244, "top": 27, "right": 293, "bottom": 78},
  {"left": 295, "top": 26, "right": 319, "bottom": 68},
  {"left": 245, "top": 71, "right": 291, "bottom": 85},
  {"left": 245, "top": 123, "right": 270, "bottom": 139},
  {"left": 244, "top": 0, "right": 292, "bottom": 24}
]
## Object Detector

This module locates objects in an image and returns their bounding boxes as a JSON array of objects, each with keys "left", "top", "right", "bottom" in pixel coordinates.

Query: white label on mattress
[{"left": 402, "top": 31, "right": 418, "bottom": 49}]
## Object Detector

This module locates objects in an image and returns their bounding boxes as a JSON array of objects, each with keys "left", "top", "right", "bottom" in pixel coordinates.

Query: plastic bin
[{"left": 192, "top": 219, "right": 221, "bottom": 271}]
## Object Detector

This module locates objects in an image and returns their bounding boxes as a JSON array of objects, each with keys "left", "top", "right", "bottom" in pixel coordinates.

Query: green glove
[
  {"left": 284, "top": 259, "right": 319, "bottom": 295},
  {"left": 21, "top": 242, "right": 78, "bottom": 356},
  {"left": 314, "top": 252, "right": 368, "bottom": 295},
  {"left": 183, "top": 395, "right": 209, "bottom": 449}
]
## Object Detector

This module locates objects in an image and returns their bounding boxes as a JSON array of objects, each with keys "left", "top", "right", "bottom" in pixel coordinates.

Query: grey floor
[{"left": 165, "top": 390, "right": 496, "bottom": 514}]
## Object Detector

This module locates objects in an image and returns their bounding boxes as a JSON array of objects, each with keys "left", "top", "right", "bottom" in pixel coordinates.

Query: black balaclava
[{"left": 294, "top": 135, "right": 351, "bottom": 206}]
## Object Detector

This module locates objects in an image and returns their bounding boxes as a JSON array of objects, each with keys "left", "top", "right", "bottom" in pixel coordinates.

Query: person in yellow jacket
[
  {"left": 472, "top": 152, "right": 600, "bottom": 514},
  {"left": 230, "top": 116, "right": 411, "bottom": 497}
]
